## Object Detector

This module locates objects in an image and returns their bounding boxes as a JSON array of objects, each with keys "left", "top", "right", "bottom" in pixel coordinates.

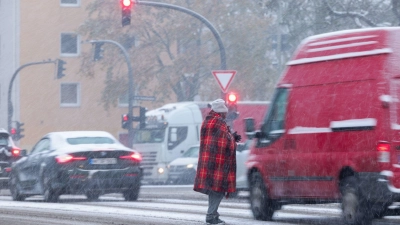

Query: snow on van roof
[
  {"left": 303, "top": 27, "right": 400, "bottom": 43},
  {"left": 287, "top": 27, "right": 398, "bottom": 65}
]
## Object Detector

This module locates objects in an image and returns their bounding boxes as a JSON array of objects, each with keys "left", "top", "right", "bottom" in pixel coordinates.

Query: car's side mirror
[{"left": 244, "top": 118, "right": 255, "bottom": 139}]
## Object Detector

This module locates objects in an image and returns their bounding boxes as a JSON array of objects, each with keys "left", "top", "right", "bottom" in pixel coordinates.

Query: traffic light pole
[
  {"left": 7, "top": 60, "right": 57, "bottom": 133},
  {"left": 137, "top": 1, "right": 226, "bottom": 71},
  {"left": 136, "top": 1, "right": 227, "bottom": 99},
  {"left": 89, "top": 40, "right": 135, "bottom": 148}
]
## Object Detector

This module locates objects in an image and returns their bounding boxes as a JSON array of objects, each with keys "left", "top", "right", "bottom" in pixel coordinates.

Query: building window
[
  {"left": 61, "top": 33, "right": 79, "bottom": 56},
  {"left": 60, "top": 0, "right": 80, "bottom": 7},
  {"left": 60, "top": 83, "right": 80, "bottom": 107}
]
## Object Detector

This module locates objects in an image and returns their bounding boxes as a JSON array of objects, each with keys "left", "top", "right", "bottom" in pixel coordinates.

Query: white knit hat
[{"left": 211, "top": 99, "right": 228, "bottom": 113}]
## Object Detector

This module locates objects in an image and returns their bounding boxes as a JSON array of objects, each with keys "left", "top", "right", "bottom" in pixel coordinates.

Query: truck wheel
[
  {"left": 123, "top": 184, "right": 140, "bottom": 201},
  {"left": 42, "top": 175, "right": 59, "bottom": 202},
  {"left": 249, "top": 172, "right": 275, "bottom": 221},
  {"left": 9, "top": 173, "right": 25, "bottom": 201},
  {"left": 340, "top": 176, "right": 372, "bottom": 225}
]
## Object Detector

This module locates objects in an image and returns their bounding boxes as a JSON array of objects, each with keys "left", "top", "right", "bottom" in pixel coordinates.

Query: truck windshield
[
  {"left": 133, "top": 129, "right": 165, "bottom": 143},
  {"left": 182, "top": 146, "right": 199, "bottom": 158}
]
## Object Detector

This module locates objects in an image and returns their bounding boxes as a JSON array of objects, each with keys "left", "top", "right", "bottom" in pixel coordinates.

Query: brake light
[
  {"left": 120, "top": 152, "right": 142, "bottom": 162},
  {"left": 11, "top": 147, "right": 20, "bottom": 157},
  {"left": 377, "top": 141, "right": 390, "bottom": 163},
  {"left": 56, "top": 154, "right": 87, "bottom": 163}
]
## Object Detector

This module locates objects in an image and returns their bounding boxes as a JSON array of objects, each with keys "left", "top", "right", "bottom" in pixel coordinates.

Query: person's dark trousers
[{"left": 206, "top": 190, "right": 224, "bottom": 221}]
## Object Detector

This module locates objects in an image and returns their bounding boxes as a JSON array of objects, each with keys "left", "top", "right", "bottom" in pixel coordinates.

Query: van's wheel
[
  {"left": 249, "top": 172, "right": 275, "bottom": 221},
  {"left": 9, "top": 173, "right": 25, "bottom": 201},
  {"left": 123, "top": 184, "right": 140, "bottom": 201},
  {"left": 42, "top": 174, "right": 59, "bottom": 202},
  {"left": 340, "top": 176, "right": 372, "bottom": 225},
  {"left": 370, "top": 201, "right": 391, "bottom": 219}
]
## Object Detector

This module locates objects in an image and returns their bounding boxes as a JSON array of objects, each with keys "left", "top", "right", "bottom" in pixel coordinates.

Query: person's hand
[
  {"left": 233, "top": 132, "right": 241, "bottom": 142},
  {"left": 225, "top": 192, "right": 229, "bottom": 199}
]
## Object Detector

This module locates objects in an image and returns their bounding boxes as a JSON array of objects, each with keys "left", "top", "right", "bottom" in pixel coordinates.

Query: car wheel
[
  {"left": 42, "top": 175, "right": 59, "bottom": 203},
  {"left": 123, "top": 184, "right": 140, "bottom": 201},
  {"left": 9, "top": 173, "right": 25, "bottom": 201},
  {"left": 249, "top": 172, "right": 275, "bottom": 221},
  {"left": 85, "top": 191, "right": 100, "bottom": 201},
  {"left": 340, "top": 176, "right": 372, "bottom": 225}
]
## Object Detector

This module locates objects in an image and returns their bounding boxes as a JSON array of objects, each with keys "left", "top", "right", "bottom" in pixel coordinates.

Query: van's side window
[
  {"left": 168, "top": 127, "right": 188, "bottom": 150},
  {"left": 259, "top": 88, "right": 288, "bottom": 146}
]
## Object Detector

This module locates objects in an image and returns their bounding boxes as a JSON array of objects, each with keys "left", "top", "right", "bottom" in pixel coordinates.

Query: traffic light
[
  {"left": 11, "top": 121, "right": 25, "bottom": 141},
  {"left": 57, "top": 59, "right": 66, "bottom": 79},
  {"left": 122, "top": 114, "right": 130, "bottom": 130},
  {"left": 120, "top": 0, "right": 133, "bottom": 27},
  {"left": 139, "top": 107, "right": 147, "bottom": 129},
  {"left": 226, "top": 92, "right": 239, "bottom": 121},
  {"left": 93, "top": 43, "right": 104, "bottom": 61},
  {"left": 226, "top": 92, "right": 238, "bottom": 105}
]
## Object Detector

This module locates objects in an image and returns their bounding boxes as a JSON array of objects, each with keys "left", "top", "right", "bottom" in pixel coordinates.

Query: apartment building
[{"left": 1, "top": 0, "right": 161, "bottom": 150}]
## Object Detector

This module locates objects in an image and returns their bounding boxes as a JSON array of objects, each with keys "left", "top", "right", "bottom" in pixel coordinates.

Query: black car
[
  {"left": 9, "top": 131, "right": 142, "bottom": 202},
  {"left": 0, "top": 128, "right": 22, "bottom": 189}
]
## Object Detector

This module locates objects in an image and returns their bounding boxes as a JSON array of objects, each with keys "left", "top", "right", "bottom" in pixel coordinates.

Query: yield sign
[{"left": 212, "top": 70, "right": 237, "bottom": 93}]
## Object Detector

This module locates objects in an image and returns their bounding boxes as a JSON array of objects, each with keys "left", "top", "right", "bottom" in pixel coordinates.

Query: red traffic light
[
  {"left": 226, "top": 93, "right": 238, "bottom": 104},
  {"left": 121, "top": 0, "right": 132, "bottom": 8},
  {"left": 122, "top": 114, "right": 129, "bottom": 122},
  {"left": 10, "top": 128, "right": 16, "bottom": 135}
]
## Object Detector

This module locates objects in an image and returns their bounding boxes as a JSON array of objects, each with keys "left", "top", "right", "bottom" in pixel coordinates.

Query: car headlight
[
  {"left": 186, "top": 164, "right": 195, "bottom": 169},
  {"left": 158, "top": 167, "right": 165, "bottom": 174}
]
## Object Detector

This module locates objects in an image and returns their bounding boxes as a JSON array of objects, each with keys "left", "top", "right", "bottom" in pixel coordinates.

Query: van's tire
[
  {"left": 249, "top": 172, "right": 275, "bottom": 221},
  {"left": 340, "top": 176, "right": 372, "bottom": 225},
  {"left": 9, "top": 173, "right": 25, "bottom": 201},
  {"left": 370, "top": 201, "right": 391, "bottom": 219}
]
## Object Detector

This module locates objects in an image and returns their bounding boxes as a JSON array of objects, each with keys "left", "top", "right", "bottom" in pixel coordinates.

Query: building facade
[{"left": 4, "top": 0, "right": 145, "bottom": 150}]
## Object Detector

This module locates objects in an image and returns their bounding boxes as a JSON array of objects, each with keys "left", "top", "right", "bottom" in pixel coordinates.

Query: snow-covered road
[{"left": 0, "top": 185, "right": 399, "bottom": 225}]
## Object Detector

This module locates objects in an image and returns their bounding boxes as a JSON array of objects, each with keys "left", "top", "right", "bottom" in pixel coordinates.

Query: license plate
[{"left": 90, "top": 158, "right": 117, "bottom": 165}]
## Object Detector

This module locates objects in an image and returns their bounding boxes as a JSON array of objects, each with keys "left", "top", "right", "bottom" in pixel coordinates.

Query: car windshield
[
  {"left": 0, "top": 136, "right": 8, "bottom": 146},
  {"left": 133, "top": 129, "right": 165, "bottom": 143},
  {"left": 66, "top": 137, "right": 115, "bottom": 145},
  {"left": 182, "top": 146, "right": 199, "bottom": 158}
]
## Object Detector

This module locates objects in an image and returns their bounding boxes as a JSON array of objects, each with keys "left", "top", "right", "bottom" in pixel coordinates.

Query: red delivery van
[{"left": 245, "top": 27, "right": 400, "bottom": 225}]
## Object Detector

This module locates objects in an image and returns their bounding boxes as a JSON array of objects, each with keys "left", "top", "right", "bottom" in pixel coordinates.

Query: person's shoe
[{"left": 206, "top": 218, "right": 225, "bottom": 225}]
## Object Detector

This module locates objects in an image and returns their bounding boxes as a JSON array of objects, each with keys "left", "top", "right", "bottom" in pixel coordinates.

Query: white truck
[
  {"left": 131, "top": 101, "right": 268, "bottom": 184},
  {"left": 132, "top": 102, "right": 203, "bottom": 184}
]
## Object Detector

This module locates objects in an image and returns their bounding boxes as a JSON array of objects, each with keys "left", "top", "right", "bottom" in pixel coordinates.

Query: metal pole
[
  {"left": 89, "top": 40, "right": 134, "bottom": 148},
  {"left": 137, "top": 0, "right": 227, "bottom": 99},
  {"left": 8, "top": 60, "right": 57, "bottom": 132},
  {"left": 136, "top": 1, "right": 226, "bottom": 70}
]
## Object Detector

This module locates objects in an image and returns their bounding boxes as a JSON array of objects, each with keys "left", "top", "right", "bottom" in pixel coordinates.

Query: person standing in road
[{"left": 193, "top": 98, "right": 241, "bottom": 225}]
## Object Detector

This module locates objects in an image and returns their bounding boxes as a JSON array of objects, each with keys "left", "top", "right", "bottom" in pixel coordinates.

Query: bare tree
[{"left": 78, "top": 0, "right": 273, "bottom": 110}]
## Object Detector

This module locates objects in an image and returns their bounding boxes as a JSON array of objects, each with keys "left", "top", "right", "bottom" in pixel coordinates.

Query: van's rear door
[{"left": 389, "top": 79, "right": 400, "bottom": 189}]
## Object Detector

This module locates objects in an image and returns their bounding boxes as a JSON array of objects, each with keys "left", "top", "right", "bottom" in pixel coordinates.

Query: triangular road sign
[{"left": 212, "top": 70, "right": 237, "bottom": 93}]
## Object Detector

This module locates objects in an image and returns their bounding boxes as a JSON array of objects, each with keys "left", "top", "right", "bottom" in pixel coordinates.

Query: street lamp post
[
  {"left": 8, "top": 60, "right": 57, "bottom": 132},
  {"left": 89, "top": 40, "right": 135, "bottom": 148}
]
